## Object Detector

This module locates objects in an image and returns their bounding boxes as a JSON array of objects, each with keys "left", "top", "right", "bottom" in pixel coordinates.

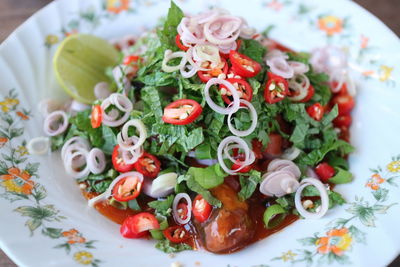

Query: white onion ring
[
  {"left": 266, "top": 50, "right": 289, "bottom": 60},
  {"left": 172, "top": 193, "right": 192, "bottom": 225},
  {"left": 294, "top": 178, "right": 329, "bottom": 219},
  {"left": 94, "top": 82, "right": 112, "bottom": 100},
  {"left": 70, "top": 100, "right": 90, "bottom": 112},
  {"left": 288, "top": 61, "right": 310, "bottom": 75},
  {"left": 288, "top": 74, "right": 310, "bottom": 102},
  {"left": 64, "top": 148, "right": 90, "bottom": 179},
  {"left": 117, "top": 119, "right": 147, "bottom": 152},
  {"left": 101, "top": 93, "right": 132, "bottom": 127},
  {"left": 27, "top": 137, "right": 50, "bottom": 155},
  {"left": 120, "top": 136, "right": 144, "bottom": 164},
  {"left": 306, "top": 167, "right": 319, "bottom": 179},
  {"left": 204, "top": 78, "right": 240, "bottom": 114},
  {"left": 180, "top": 62, "right": 198, "bottom": 78},
  {"left": 61, "top": 136, "right": 90, "bottom": 160},
  {"left": 227, "top": 100, "right": 257, "bottom": 137},
  {"left": 204, "top": 15, "right": 242, "bottom": 45},
  {"left": 38, "top": 98, "right": 64, "bottom": 117},
  {"left": 186, "top": 47, "right": 209, "bottom": 71},
  {"left": 162, "top": 50, "right": 187, "bottom": 73},
  {"left": 266, "top": 57, "right": 294, "bottom": 79},
  {"left": 88, "top": 172, "right": 144, "bottom": 207},
  {"left": 143, "top": 173, "right": 178, "bottom": 198},
  {"left": 268, "top": 159, "right": 301, "bottom": 179},
  {"left": 218, "top": 41, "right": 237, "bottom": 54},
  {"left": 87, "top": 148, "right": 106, "bottom": 174},
  {"left": 260, "top": 170, "right": 299, "bottom": 197},
  {"left": 112, "top": 65, "right": 131, "bottom": 91},
  {"left": 281, "top": 147, "right": 301, "bottom": 161},
  {"left": 43, "top": 110, "right": 69, "bottom": 136},
  {"left": 217, "top": 136, "right": 255, "bottom": 175}
]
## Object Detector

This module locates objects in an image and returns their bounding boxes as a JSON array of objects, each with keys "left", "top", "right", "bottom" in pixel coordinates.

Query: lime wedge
[{"left": 53, "top": 34, "right": 119, "bottom": 104}]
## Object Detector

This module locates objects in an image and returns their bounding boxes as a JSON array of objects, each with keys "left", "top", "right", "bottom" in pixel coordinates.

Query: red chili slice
[
  {"left": 120, "top": 212, "right": 159, "bottom": 239},
  {"left": 163, "top": 226, "right": 190, "bottom": 243},
  {"left": 333, "top": 115, "right": 352, "bottom": 128},
  {"left": 264, "top": 72, "right": 289, "bottom": 104},
  {"left": 175, "top": 34, "right": 190, "bottom": 51},
  {"left": 331, "top": 94, "right": 355, "bottom": 116},
  {"left": 315, "top": 162, "right": 336, "bottom": 183},
  {"left": 231, "top": 153, "right": 252, "bottom": 173},
  {"left": 197, "top": 58, "right": 228, "bottom": 83},
  {"left": 306, "top": 103, "right": 324, "bottom": 121},
  {"left": 112, "top": 176, "right": 142, "bottom": 202},
  {"left": 133, "top": 152, "right": 161, "bottom": 178},
  {"left": 162, "top": 99, "right": 203, "bottom": 125},
  {"left": 112, "top": 145, "right": 136, "bottom": 173},
  {"left": 298, "top": 85, "right": 315, "bottom": 103},
  {"left": 177, "top": 203, "right": 189, "bottom": 221},
  {"left": 219, "top": 78, "right": 253, "bottom": 105},
  {"left": 123, "top": 55, "right": 141, "bottom": 66},
  {"left": 192, "top": 195, "right": 212, "bottom": 223},
  {"left": 229, "top": 50, "right": 261, "bottom": 78},
  {"left": 90, "top": 105, "right": 102, "bottom": 129}
]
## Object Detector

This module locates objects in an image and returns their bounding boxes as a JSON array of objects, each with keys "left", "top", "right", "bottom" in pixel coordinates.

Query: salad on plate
[{"left": 29, "top": 1, "right": 356, "bottom": 254}]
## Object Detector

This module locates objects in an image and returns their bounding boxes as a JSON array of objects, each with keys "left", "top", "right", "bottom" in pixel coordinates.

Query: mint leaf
[
  {"left": 158, "top": 1, "right": 184, "bottom": 48},
  {"left": 188, "top": 164, "right": 225, "bottom": 189},
  {"left": 329, "top": 167, "right": 353, "bottom": 184},
  {"left": 155, "top": 239, "right": 192, "bottom": 253},
  {"left": 238, "top": 170, "right": 262, "bottom": 201},
  {"left": 148, "top": 195, "right": 175, "bottom": 216},
  {"left": 239, "top": 39, "right": 267, "bottom": 63}
]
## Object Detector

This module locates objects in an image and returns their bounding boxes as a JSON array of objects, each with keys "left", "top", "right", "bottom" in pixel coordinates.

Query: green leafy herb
[
  {"left": 148, "top": 195, "right": 175, "bottom": 216},
  {"left": 179, "top": 174, "right": 222, "bottom": 207},
  {"left": 188, "top": 164, "right": 226, "bottom": 189},
  {"left": 128, "top": 199, "right": 141, "bottom": 211},
  {"left": 158, "top": 1, "right": 184, "bottom": 48},
  {"left": 238, "top": 170, "right": 262, "bottom": 201},
  {"left": 155, "top": 239, "right": 192, "bottom": 253},
  {"left": 329, "top": 167, "right": 353, "bottom": 184},
  {"left": 239, "top": 39, "right": 267, "bottom": 63}
]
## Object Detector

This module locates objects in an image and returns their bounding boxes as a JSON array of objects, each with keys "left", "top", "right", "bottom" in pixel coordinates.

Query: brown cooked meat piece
[{"left": 199, "top": 184, "right": 254, "bottom": 253}]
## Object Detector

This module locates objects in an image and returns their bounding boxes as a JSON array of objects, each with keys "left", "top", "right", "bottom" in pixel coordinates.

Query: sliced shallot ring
[
  {"left": 204, "top": 15, "right": 242, "bottom": 45},
  {"left": 121, "top": 137, "right": 143, "bottom": 164},
  {"left": 268, "top": 159, "right": 301, "bottom": 179},
  {"left": 205, "top": 78, "right": 240, "bottom": 114},
  {"left": 43, "top": 110, "right": 69, "bottom": 136},
  {"left": 61, "top": 136, "right": 90, "bottom": 160},
  {"left": 266, "top": 57, "right": 294, "bottom": 79},
  {"left": 288, "top": 61, "right": 310, "bottom": 75},
  {"left": 173, "top": 193, "right": 192, "bottom": 225},
  {"left": 217, "top": 136, "right": 254, "bottom": 175},
  {"left": 94, "top": 82, "right": 112, "bottom": 100},
  {"left": 70, "top": 100, "right": 90, "bottom": 112},
  {"left": 117, "top": 119, "right": 147, "bottom": 152},
  {"left": 87, "top": 148, "right": 106, "bottom": 174},
  {"left": 227, "top": 100, "right": 257, "bottom": 137},
  {"left": 64, "top": 148, "right": 90, "bottom": 179},
  {"left": 162, "top": 50, "right": 187, "bottom": 73},
  {"left": 109, "top": 93, "right": 133, "bottom": 112},
  {"left": 281, "top": 147, "right": 301, "bottom": 161},
  {"left": 294, "top": 178, "right": 329, "bottom": 219},
  {"left": 288, "top": 74, "right": 310, "bottom": 101},
  {"left": 27, "top": 137, "right": 50, "bottom": 155},
  {"left": 101, "top": 95, "right": 132, "bottom": 127},
  {"left": 260, "top": 170, "right": 299, "bottom": 197},
  {"left": 88, "top": 172, "right": 144, "bottom": 207},
  {"left": 143, "top": 173, "right": 178, "bottom": 198}
]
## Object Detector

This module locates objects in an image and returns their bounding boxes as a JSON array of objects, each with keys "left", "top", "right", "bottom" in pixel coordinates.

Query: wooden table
[{"left": 0, "top": 0, "right": 399, "bottom": 266}]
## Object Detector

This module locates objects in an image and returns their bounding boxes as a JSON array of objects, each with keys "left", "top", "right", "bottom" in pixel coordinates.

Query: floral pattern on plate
[{"left": 0, "top": 89, "right": 101, "bottom": 266}]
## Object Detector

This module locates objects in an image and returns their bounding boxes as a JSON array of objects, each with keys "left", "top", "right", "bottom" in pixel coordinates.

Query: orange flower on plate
[
  {"left": 16, "top": 111, "right": 29, "bottom": 120},
  {"left": 107, "top": 0, "right": 130, "bottom": 14},
  {"left": 0, "top": 167, "right": 34, "bottom": 195},
  {"left": 366, "top": 173, "right": 385, "bottom": 190},
  {"left": 62, "top": 229, "right": 86, "bottom": 244},
  {"left": 318, "top": 15, "right": 343, "bottom": 36},
  {"left": 0, "top": 137, "right": 8, "bottom": 148},
  {"left": 267, "top": 0, "right": 283, "bottom": 12},
  {"left": 316, "top": 228, "right": 352, "bottom": 256},
  {"left": 362, "top": 70, "right": 375, "bottom": 77},
  {"left": 360, "top": 35, "right": 369, "bottom": 49}
]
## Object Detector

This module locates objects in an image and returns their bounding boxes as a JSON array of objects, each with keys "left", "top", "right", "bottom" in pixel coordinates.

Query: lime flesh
[{"left": 53, "top": 34, "right": 119, "bottom": 104}]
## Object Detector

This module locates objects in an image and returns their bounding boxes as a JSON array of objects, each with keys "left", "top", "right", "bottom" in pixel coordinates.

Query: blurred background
[{"left": 0, "top": 0, "right": 399, "bottom": 266}]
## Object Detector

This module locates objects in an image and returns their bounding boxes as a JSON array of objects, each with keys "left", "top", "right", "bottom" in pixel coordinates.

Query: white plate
[{"left": 1, "top": 0, "right": 400, "bottom": 266}]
